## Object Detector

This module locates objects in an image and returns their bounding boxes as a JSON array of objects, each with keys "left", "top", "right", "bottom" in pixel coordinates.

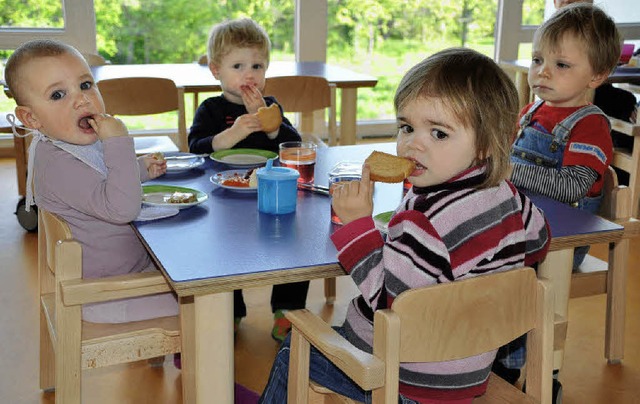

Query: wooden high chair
[
  {"left": 38, "top": 209, "right": 181, "bottom": 403},
  {"left": 285, "top": 267, "right": 554, "bottom": 404}
]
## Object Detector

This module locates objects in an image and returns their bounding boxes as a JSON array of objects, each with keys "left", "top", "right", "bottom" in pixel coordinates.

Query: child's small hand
[
  {"left": 88, "top": 113, "right": 129, "bottom": 140},
  {"left": 142, "top": 154, "right": 167, "bottom": 179},
  {"left": 232, "top": 113, "right": 263, "bottom": 138},
  {"left": 240, "top": 84, "right": 266, "bottom": 114},
  {"left": 331, "top": 165, "right": 374, "bottom": 226}
]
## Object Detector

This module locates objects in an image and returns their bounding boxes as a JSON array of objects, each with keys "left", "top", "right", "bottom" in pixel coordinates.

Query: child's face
[
  {"left": 16, "top": 53, "right": 105, "bottom": 145},
  {"left": 528, "top": 33, "right": 605, "bottom": 107},
  {"left": 396, "top": 96, "right": 477, "bottom": 188},
  {"left": 210, "top": 47, "right": 268, "bottom": 105}
]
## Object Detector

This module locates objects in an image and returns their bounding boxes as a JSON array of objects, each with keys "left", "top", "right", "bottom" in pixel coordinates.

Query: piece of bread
[
  {"left": 365, "top": 151, "right": 416, "bottom": 183},
  {"left": 167, "top": 191, "right": 197, "bottom": 204},
  {"left": 256, "top": 103, "right": 282, "bottom": 132},
  {"left": 152, "top": 152, "right": 165, "bottom": 161}
]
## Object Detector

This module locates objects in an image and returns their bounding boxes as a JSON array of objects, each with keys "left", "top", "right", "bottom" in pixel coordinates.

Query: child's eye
[
  {"left": 232, "top": 63, "right": 242, "bottom": 69},
  {"left": 50, "top": 90, "right": 65, "bottom": 101},
  {"left": 531, "top": 57, "right": 542, "bottom": 65},
  {"left": 80, "top": 81, "right": 93, "bottom": 90},
  {"left": 397, "top": 124, "right": 413, "bottom": 135},
  {"left": 556, "top": 62, "right": 570, "bottom": 69},
  {"left": 252, "top": 63, "right": 264, "bottom": 70},
  {"left": 431, "top": 129, "right": 448, "bottom": 140}
]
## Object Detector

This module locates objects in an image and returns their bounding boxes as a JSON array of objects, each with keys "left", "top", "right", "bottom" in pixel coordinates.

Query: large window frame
[{"left": 0, "top": 0, "right": 97, "bottom": 53}]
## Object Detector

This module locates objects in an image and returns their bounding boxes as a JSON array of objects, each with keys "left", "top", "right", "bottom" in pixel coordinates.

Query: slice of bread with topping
[{"left": 365, "top": 151, "right": 415, "bottom": 183}]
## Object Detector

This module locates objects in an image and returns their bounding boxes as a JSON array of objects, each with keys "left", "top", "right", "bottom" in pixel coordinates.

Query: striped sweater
[{"left": 330, "top": 165, "right": 550, "bottom": 402}]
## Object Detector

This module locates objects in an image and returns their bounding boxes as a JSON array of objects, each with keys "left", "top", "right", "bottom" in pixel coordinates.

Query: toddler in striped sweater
[{"left": 259, "top": 48, "right": 550, "bottom": 404}]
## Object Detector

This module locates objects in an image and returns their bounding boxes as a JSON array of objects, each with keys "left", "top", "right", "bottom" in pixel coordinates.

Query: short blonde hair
[
  {"left": 4, "top": 39, "right": 85, "bottom": 105},
  {"left": 536, "top": 3, "right": 621, "bottom": 75},
  {"left": 206, "top": 18, "right": 271, "bottom": 66},
  {"left": 394, "top": 48, "right": 519, "bottom": 189}
]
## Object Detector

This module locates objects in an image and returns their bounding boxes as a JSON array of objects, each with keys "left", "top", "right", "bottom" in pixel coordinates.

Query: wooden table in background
[{"left": 92, "top": 61, "right": 378, "bottom": 145}]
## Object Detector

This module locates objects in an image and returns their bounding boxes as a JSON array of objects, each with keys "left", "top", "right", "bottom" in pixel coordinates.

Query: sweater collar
[{"left": 411, "top": 165, "right": 488, "bottom": 195}]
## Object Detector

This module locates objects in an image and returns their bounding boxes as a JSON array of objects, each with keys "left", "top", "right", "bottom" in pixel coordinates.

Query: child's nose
[{"left": 74, "top": 93, "right": 91, "bottom": 108}]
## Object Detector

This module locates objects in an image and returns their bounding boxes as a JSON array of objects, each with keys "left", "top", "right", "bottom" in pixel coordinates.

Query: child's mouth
[{"left": 78, "top": 116, "right": 92, "bottom": 130}]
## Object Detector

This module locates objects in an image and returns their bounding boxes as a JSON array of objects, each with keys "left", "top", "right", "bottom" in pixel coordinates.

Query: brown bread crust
[
  {"left": 256, "top": 103, "right": 282, "bottom": 132},
  {"left": 365, "top": 151, "right": 416, "bottom": 183}
]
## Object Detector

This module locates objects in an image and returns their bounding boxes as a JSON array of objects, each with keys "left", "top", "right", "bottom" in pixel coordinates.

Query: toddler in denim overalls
[{"left": 512, "top": 99, "right": 610, "bottom": 269}]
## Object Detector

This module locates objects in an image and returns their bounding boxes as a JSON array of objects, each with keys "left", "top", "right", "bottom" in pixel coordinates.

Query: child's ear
[
  {"left": 208, "top": 62, "right": 220, "bottom": 79},
  {"left": 14, "top": 106, "right": 41, "bottom": 129},
  {"left": 588, "top": 71, "right": 609, "bottom": 89}
]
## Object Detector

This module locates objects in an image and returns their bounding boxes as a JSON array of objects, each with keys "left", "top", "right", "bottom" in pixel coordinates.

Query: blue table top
[{"left": 134, "top": 142, "right": 623, "bottom": 293}]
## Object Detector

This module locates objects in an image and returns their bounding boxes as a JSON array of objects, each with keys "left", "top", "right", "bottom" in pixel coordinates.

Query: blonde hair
[
  {"left": 206, "top": 18, "right": 271, "bottom": 66},
  {"left": 394, "top": 48, "right": 519, "bottom": 189},
  {"left": 4, "top": 39, "right": 85, "bottom": 105},
  {"left": 536, "top": 3, "right": 621, "bottom": 75}
]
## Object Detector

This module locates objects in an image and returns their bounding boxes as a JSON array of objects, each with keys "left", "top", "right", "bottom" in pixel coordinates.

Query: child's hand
[
  {"left": 232, "top": 113, "right": 263, "bottom": 138},
  {"left": 331, "top": 165, "right": 374, "bottom": 226},
  {"left": 142, "top": 154, "right": 167, "bottom": 179},
  {"left": 240, "top": 84, "right": 266, "bottom": 114},
  {"left": 88, "top": 113, "right": 128, "bottom": 140}
]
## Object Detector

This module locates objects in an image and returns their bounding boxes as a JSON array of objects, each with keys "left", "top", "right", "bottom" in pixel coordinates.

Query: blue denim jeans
[{"left": 258, "top": 327, "right": 419, "bottom": 404}]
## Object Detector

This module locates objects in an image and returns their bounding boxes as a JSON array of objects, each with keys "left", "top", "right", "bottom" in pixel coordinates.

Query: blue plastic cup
[{"left": 257, "top": 160, "right": 300, "bottom": 215}]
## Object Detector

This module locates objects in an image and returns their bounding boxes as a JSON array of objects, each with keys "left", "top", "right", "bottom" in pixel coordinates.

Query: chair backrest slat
[
  {"left": 98, "top": 77, "right": 179, "bottom": 115},
  {"left": 387, "top": 267, "right": 537, "bottom": 362}
]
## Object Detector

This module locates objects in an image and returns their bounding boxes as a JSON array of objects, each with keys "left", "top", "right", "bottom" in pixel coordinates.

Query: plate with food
[
  {"left": 210, "top": 148, "right": 278, "bottom": 168},
  {"left": 156, "top": 152, "right": 207, "bottom": 173},
  {"left": 210, "top": 168, "right": 259, "bottom": 193},
  {"left": 142, "top": 185, "right": 208, "bottom": 209}
]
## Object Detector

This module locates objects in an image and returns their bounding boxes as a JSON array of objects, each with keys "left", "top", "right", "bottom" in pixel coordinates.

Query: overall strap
[
  {"left": 551, "top": 105, "right": 610, "bottom": 143},
  {"left": 518, "top": 99, "right": 545, "bottom": 128}
]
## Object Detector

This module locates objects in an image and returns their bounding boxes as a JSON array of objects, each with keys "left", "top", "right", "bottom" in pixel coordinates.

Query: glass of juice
[
  {"left": 278, "top": 141, "right": 317, "bottom": 184},
  {"left": 329, "top": 161, "right": 363, "bottom": 225}
]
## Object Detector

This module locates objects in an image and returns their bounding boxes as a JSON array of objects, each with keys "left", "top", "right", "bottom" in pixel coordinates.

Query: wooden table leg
[
  {"left": 605, "top": 238, "right": 629, "bottom": 363},
  {"left": 180, "top": 292, "right": 234, "bottom": 403},
  {"left": 340, "top": 88, "right": 357, "bottom": 145},
  {"left": 537, "top": 248, "right": 574, "bottom": 371}
]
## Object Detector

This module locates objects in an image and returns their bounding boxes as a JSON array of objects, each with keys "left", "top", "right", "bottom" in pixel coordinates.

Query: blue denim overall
[{"left": 511, "top": 100, "right": 610, "bottom": 269}]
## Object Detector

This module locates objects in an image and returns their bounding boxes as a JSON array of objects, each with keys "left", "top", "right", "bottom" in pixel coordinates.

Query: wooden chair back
[
  {"left": 82, "top": 53, "right": 109, "bottom": 66},
  {"left": 38, "top": 209, "right": 180, "bottom": 403},
  {"left": 97, "top": 77, "right": 187, "bottom": 151},
  {"left": 570, "top": 166, "right": 632, "bottom": 298},
  {"left": 263, "top": 75, "right": 338, "bottom": 146},
  {"left": 609, "top": 117, "right": 640, "bottom": 217},
  {"left": 286, "top": 267, "right": 554, "bottom": 403}
]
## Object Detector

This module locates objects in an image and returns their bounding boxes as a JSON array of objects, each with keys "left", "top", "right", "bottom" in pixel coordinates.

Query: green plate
[
  {"left": 210, "top": 148, "right": 278, "bottom": 168},
  {"left": 142, "top": 185, "right": 208, "bottom": 209}
]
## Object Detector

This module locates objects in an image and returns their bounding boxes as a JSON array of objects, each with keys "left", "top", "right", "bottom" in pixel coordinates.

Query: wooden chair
[
  {"left": 82, "top": 53, "right": 110, "bottom": 66},
  {"left": 286, "top": 267, "right": 554, "bottom": 404},
  {"left": 570, "top": 166, "right": 632, "bottom": 298},
  {"left": 608, "top": 117, "right": 640, "bottom": 218},
  {"left": 263, "top": 75, "right": 338, "bottom": 146},
  {"left": 97, "top": 77, "right": 188, "bottom": 152},
  {"left": 38, "top": 209, "right": 181, "bottom": 403}
]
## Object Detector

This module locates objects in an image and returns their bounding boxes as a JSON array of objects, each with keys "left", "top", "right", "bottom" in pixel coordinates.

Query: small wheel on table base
[{"left": 15, "top": 197, "right": 38, "bottom": 232}]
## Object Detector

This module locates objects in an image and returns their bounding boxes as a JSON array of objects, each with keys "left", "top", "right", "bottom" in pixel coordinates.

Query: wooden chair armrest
[
  {"left": 286, "top": 309, "right": 385, "bottom": 390},
  {"left": 61, "top": 272, "right": 172, "bottom": 306}
]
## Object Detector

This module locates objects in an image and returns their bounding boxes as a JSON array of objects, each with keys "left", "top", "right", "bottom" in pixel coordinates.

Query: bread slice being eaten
[
  {"left": 256, "top": 103, "right": 283, "bottom": 132},
  {"left": 365, "top": 151, "right": 416, "bottom": 183}
]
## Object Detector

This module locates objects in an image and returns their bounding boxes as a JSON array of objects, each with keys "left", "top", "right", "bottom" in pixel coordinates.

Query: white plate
[
  {"left": 210, "top": 148, "right": 278, "bottom": 168},
  {"left": 210, "top": 170, "right": 258, "bottom": 193},
  {"left": 142, "top": 185, "right": 208, "bottom": 209},
  {"left": 164, "top": 152, "right": 206, "bottom": 173}
]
